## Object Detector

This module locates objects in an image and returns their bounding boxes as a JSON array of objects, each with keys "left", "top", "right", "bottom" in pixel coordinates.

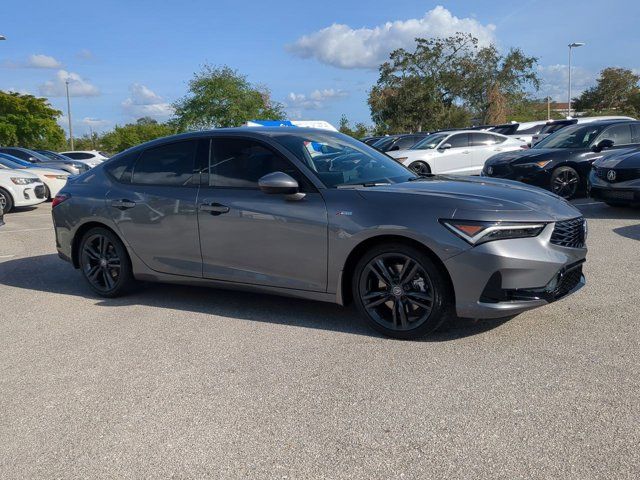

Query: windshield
[
  {"left": 0, "top": 157, "right": 27, "bottom": 169},
  {"left": 533, "top": 124, "right": 605, "bottom": 149},
  {"left": 411, "top": 133, "right": 448, "bottom": 150},
  {"left": 273, "top": 131, "right": 416, "bottom": 188}
]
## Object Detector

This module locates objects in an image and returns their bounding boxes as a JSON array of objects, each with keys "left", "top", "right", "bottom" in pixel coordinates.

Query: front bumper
[
  {"left": 11, "top": 183, "right": 47, "bottom": 207},
  {"left": 444, "top": 223, "right": 587, "bottom": 319},
  {"left": 588, "top": 171, "right": 640, "bottom": 203}
]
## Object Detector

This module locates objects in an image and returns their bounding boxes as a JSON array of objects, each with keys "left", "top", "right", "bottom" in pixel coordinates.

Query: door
[
  {"left": 105, "top": 140, "right": 204, "bottom": 277},
  {"left": 434, "top": 133, "right": 470, "bottom": 174},
  {"left": 469, "top": 132, "right": 506, "bottom": 175},
  {"left": 198, "top": 137, "right": 328, "bottom": 292}
]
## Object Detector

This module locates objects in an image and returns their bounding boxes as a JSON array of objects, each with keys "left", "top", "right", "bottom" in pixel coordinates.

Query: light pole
[
  {"left": 65, "top": 79, "right": 74, "bottom": 150},
  {"left": 567, "top": 42, "right": 585, "bottom": 117}
]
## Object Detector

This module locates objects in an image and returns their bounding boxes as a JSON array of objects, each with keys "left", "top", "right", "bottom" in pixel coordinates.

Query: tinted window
[
  {"left": 104, "top": 151, "right": 139, "bottom": 182},
  {"left": 0, "top": 148, "right": 30, "bottom": 161},
  {"left": 534, "top": 124, "right": 604, "bottom": 149},
  {"left": 631, "top": 125, "right": 640, "bottom": 143},
  {"left": 274, "top": 131, "right": 415, "bottom": 188},
  {"left": 540, "top": 120, "right": 576, "bottom": 134},
  {"left": 446, "top": 133, "right": 469, "bottom": 148},
  {"left": 132, "top": 141, "right": 196, "bottom": 186},
  {"left": 491, "top": 125, "right": 518, "bottom": 135},
  {"left": 412, "top": 133, "right": 449, "bottom": 150},
  {"left": 394, "top": 136, "right": 419, "bottom": 150},
  {"left": 64, "top": 152, "right": 93, "bottom": 160},
  {"left": 210, "top": 138, "right": 303, "bottom": 189},
  {"left": 517, "top": 123, "right": 546, "bottom": 135},
  {"left": 471, "top": 133, "right": 502, "bottom": 146},
  {"left": 597, "top": 124, "right": 632, "bottom": 146}
]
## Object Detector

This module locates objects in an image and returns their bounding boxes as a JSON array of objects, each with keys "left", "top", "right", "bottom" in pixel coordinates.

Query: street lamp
[
  {"left": 65, "top": 79, "right": 74, "bottom": 150},
  {"left": 567, "top": 42, "right": 585, "bottom": 117}
]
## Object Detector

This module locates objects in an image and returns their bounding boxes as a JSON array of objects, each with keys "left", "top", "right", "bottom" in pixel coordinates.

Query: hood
[
  {"left": 486, "top": 147, "right": 590, "bottom": 165},
  {"left": 594, "top": 148, "right": 640, "bottom": 168},
  {"left": 0, "top": 168, "right": 41, "bottom": 180},
  {"left": 356, "top": 175, "right": 581, "bottom": 221}
]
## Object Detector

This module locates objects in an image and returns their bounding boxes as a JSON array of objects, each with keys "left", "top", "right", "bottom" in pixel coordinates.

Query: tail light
[{"left": 52, "top": 193, "right": 70, "bottom": 208}]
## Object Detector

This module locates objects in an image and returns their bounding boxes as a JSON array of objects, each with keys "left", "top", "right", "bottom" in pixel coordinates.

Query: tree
[
  {"left": 100, "top": 117, "right": 177, "bottom": 152},
  {"left": 367, "top": 34, "right": 539, "bottom": 132},
  {"left": 173, "top": 65, "right": 286, "bottom": 129},
  {"left": 573, "top": 67, "right": 640, "bottom": 115},
  {"left": 338, "top": 114, "right": 369, "bottom": 138},
  {"left": 0, "top": 91, "right": 66, "bottom": 149}
]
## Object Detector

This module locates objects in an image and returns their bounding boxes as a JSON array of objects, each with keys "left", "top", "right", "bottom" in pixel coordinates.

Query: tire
[
  {"left": 352, "top": 243, "right": 452, "bottom": 339},
  {"left": 550, "top": 166, "right": 580, "bottom": 199},
  {"left": 44, "top": 184, "right": 51, "bottom": 201},
  {"left": 78, "top": 227, "right": 135, "bottom": 297},
  {"left": 409, "top": 161, "right": 431, "bottom": 175},
  {"left": 0, "top": 188, "right": 14, "bottom": 213}
]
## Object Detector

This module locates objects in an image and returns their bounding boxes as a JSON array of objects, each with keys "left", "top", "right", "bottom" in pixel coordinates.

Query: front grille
[
  {"left": 552, "top": 265, "right": 583, "bottom": 299},
  {"left": 595, "top": 167, "right": 640, "bottom": 183},
  {"left": 550, "top": 217, "right": 586, "bottom": 248},
  {"left": 35, "top": 185, "right": 46, "bottom": 199},
  {"left": 485, "top": 164, "right": 512, "bottom": 177}
]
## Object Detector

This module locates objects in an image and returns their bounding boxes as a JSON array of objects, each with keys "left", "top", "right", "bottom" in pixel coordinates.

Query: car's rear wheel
[
  {"left": 409, "top": 161, "right": 431, "bottom": 175},
  {"left": 352, "top": 244, "right": 451, "bottom": 339},
  {"left": 551, "top": 166, "right": 580, "bottom": 199},
  {"left": 79, "top": 227, "right": 134, "bottom": 297},
  {"left": 0, "top": 188, "right": 14, "bottom": 213}
]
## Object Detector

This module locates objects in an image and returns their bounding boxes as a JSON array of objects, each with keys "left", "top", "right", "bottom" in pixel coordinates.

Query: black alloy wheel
[
  {"left": 410, "top": 161, "right": 431, "bottom": 175},
  {"left": 353, "top": 244, "right": 450, "bottom": 339},
  {"left": 551, "top": 166, "right": 580, "bottom": 199},
  {"left": 79, "top": 227, "right": 133, "bottom": 297}
]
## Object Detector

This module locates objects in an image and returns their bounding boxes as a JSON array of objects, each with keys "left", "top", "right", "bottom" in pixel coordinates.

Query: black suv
[{"left": 482, "top": 120, "right": 640, "bottom": 198}]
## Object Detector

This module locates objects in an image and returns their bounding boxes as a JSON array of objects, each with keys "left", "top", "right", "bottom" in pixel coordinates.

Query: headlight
[
  {"left": 10, "top": 177, "right": 38, "bottom": 185},
  {"left": 518, "top": 160, "right": 552, "bottom": 168},
  {"left": 395, "top": 157, "right": 408, "bottom": 162},
  {"left": 44, "top": 174, "right": 69, "bottom": 180},
  {"left": 440, "top": 219, "right": 546, "bottom": 245}
]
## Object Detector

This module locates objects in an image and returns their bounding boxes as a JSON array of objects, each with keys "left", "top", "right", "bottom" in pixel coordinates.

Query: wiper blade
[
  {"left": 408, "top": 174, "right": 435, "bottom": 181},
  {"left": 337, "top": 182, "right": 390, "bottom": 188}
]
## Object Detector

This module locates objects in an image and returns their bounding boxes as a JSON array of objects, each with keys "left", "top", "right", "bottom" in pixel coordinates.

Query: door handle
[
  {"left": 111, "top": 199, "right": 136, "bottom": 210},
  {"left": 199, "top": 202, "right": 230, "bottom": 215}
]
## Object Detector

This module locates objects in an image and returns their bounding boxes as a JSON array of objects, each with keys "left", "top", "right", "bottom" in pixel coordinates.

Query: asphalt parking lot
[{"left": 1, "top": 200, "right": 639, "bottom": 479}]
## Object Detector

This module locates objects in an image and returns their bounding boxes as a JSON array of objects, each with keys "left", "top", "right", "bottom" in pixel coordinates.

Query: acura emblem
[
  {"left": 607, "top": 169, "right": 616, "bottom": 181},
  {"left": 487, "top": 166, "right": 494, "bottom": 175}
]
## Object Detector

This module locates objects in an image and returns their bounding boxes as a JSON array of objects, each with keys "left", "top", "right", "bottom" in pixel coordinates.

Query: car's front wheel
[
  {"left": 0, "top": 188, "right": 14, "bottom": 213},
  {"left": 409, "top": 161, "right": 431, "bottom": 175},
  {"left": 79, "top": 227, "right": 134, "bottom": 297},
  {"left": 352, "top": 244, "right": 451, "bottom": 339},
  {"left": 551, "top": 166, "right": 580, "bottom": 199}
]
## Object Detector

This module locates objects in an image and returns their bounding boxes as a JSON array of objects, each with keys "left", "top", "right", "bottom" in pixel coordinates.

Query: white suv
[
  {"left": 387, "top": 130, "right": 525, "bottom": 175},
  {"left": 59, "top": 150, "right": 110, "bottom": 168},
  {"left": 0, "top": 168, "right": 47, "bottom": 212}
]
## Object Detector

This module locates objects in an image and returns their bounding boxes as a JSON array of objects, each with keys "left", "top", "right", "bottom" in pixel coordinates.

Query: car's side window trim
[{"left": 205, "top": 135, "right": 318, "bottom": 193}]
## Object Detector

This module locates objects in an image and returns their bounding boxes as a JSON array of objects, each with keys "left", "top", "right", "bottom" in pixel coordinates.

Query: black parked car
[
  {"left": 483, "top": 120, "right": 640, "bottom": 198},
  {"left": 371, "top": 133, "right": 430, "bottom": 152},
  {"left": 589, "top": 147, "right": 640, "bottom": 206}
]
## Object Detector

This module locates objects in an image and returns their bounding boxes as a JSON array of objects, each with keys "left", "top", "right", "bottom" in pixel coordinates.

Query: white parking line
[{"left": 0, "top": 227, "right": 52, "bottom": 233}]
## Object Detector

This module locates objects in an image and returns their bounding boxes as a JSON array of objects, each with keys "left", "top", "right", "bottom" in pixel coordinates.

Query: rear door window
[{"left": 132, "top": 141, "right": 197, "bottom": 186}]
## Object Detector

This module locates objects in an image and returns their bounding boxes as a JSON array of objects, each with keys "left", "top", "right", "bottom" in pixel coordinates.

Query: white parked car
[
  {"left": 0, "top": 168, "right": 47, "bottom": 213},
  {"left": 59, "top": 150, "right": 110, "bottom": 167},
  {"left": 490, "top": 121, "right": 549, "bottom": 145},
  {"left": 0, "top": 155, "right": 70, "bottom": 199},
  {"left": 530, "top": 116, "right": 636, "bottom": 146},
  {"left": 387, "top": 130, "right": 525, "bottom": 175}
]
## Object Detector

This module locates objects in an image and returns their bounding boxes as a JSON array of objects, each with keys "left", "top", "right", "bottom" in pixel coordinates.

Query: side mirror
[
  {"left": 388, "top": 145, "right": 400, "bottom": 151},
  {"left": 439, "top": 143, "right": 452, "bottom": 151},
  {"left": 258, "top": 171, "right": 299, "bottom": 195},
  {"left": 592, "top": 139, "right": 614, "bottom": 152}
]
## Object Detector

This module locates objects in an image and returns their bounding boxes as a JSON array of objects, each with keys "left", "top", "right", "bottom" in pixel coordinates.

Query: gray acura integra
[{"left": 52, "top": 128, "right": 587, "bottom": 339}]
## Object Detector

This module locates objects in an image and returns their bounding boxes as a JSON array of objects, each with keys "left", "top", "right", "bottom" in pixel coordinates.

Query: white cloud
[
  {"left": 39, "top": 70, "right": 100, "bottom": 97},
  {"left": 122, "top": 83, "right": 173, "bottom": 119},
  {"left": 57, "top": 115, "right": 112, "bottom": 135},
  {"left": 26, "top": 54, "right": 62, "bottom": 69},
  {"left": 287, "top": 5, "right": 496, "bottom": 69},
  {"left": 286, "top": 88, "right": 348, "bottom": 110},
  {"left": 538, "top": 64, "right": 594, "bottom": 101}
]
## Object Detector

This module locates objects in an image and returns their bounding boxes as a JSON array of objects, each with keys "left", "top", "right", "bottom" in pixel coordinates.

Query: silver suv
[{"left": 52, "top": 128, "right": 587, "bottom": 339}]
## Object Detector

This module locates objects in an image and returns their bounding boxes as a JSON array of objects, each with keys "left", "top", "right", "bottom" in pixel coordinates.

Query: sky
[{"left": 2, "top": 0, "right": 640, "bottom": 136}]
